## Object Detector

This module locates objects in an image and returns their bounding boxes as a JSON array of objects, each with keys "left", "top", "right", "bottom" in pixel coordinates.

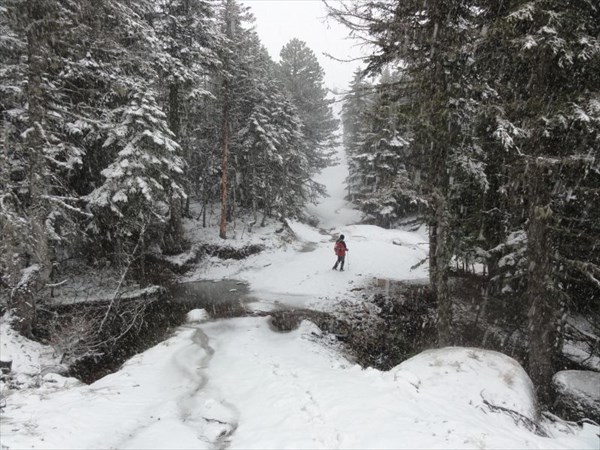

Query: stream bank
[{"left": 34, "top": 277, "right": 344, "bottom": 385}]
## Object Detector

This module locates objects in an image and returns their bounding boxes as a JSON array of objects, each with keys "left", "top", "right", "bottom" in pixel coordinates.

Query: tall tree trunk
[
  {"left": 218, "top": 0, "right": 235, "bottom": 240},
  {"left": 429, "top": 213, "right": 438, "bottom": 295},
  {"left": 10, "top": 0, "right": 53, "bottom": 337},
  {"left": 433, "top": 190, "right": 452, "bottom": 346},
  {"left": 168, "top": 83, "right": 181, "bottom": 137},
  {"left": 219, "top": 92, "right": 229, "bottom": 239},
  {"left": 526, "top": 161, "right": 558, "bottom": 405},
  {"left": 427, "top": 2, "right": 452, "bottom": 347},
  {"left": 163, "top": 83, "right": 185, "bottom": 251}
]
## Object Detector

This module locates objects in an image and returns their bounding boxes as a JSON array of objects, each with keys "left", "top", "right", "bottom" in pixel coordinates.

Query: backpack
[{"left": 334, "top": 241, "right": 345, "bottom": 256}]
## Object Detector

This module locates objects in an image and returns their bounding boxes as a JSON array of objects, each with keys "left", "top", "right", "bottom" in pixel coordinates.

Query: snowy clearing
[{"left": 1, "top": 152, "right": 598, "bottom": 449}]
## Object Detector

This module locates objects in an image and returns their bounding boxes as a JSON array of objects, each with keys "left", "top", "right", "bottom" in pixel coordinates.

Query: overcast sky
[{"left": 241, "top": 0, "right": 365, "bottom": 94}]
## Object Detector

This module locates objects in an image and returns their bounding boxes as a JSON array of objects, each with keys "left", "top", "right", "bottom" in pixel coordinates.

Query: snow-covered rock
[
  {"left": 390, "top": 347, "right": 539, "bottom": 422},
  {"left": 186, "top": 308, "right": 209, "bottom": 323},
  {"left": 553, "top": 370, "right": 600, "bottom": 422}
]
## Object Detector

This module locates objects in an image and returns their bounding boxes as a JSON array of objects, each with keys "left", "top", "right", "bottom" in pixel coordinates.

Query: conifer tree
[
  {"left": 0, "top": 0, "right": 86, "bottom": 335},
  {"left": 215, "top": 0, "right": 252, "bottom": 238},
  {"left": 277, "top": 39, "right": 338, "bottom": 171},
  {"left": 343, "top": 69, "right": 424, "bottom": 227},
  {"left": 1, "top": 0, "right": 189, "bottom": 332},
  {"left": 476, "top": 0, "right": 600, "bottom": 402},
  {"left": 152, "top": 0, "right": 219, "bottom": 246},
  {"left": 330, "top": 0, "right": 480, "bottom": 345},
  {"left": 86, "top": 89, "right": 186, "bottom": 274}
]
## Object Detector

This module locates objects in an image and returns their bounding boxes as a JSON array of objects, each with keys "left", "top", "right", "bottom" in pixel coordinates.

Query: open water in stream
[{"left": 167, "top": 279, "right": 259, "bottom": 317}]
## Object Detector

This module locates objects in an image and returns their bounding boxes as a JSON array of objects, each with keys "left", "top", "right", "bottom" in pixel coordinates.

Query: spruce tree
[
  {"left": 86, "top": 89, "right": 186, "bottom": 275},
  {"left": 477, "top": 0, "right": 600, "bottom": 403},
  {"left": 330, "top": 0, "right": 481, "bottom": 345},
  {"left": 277, "top": 39, "right": 338, "bottom": 171},
  {"left": 152, "top": 0, "right": 219, "bottom": 246}
]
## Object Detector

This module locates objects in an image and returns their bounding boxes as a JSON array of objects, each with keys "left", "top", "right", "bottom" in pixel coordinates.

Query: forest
[
  {"left": 1, "top": 0, "right": 599, "bottom": 417},
  {"left": 1, "top": 2, "right": 337, "bottom": 334}
]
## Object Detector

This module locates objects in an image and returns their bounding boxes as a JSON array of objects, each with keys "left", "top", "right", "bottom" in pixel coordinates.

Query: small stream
[
  {"left": 167, "top": 279, "right": 259, "bottom": 317},
  {"left": 168, "top": 279, "right": 254, "bottom": 304}
]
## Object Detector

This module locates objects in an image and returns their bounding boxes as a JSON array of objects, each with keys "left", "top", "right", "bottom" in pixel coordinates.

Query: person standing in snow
[{"left": 332, "top": 234, "right": 348, "bottom": 271}]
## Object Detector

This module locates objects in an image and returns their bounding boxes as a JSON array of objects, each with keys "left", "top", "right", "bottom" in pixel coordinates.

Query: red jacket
[{"left": 334, "top": 240, "right": 348, "bottom": 256}]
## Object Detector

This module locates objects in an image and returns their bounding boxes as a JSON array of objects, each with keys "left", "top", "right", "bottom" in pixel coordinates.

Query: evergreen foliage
[
  {"left": 342, "top": 69, "right": 424, "bottom": 227},
  {"left": 328, "top": 0, "right": 599, "bottom": 401},
  {"left": 86, "top": 89, "right": 186, "bottom": 262}
]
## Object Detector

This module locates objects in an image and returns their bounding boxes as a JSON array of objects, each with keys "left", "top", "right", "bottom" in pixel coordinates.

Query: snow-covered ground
[{"left": 1, "top": 150, "right": 598, "bottom": 449}]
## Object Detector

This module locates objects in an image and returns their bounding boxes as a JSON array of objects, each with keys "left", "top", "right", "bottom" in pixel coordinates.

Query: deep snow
[{"left": 1, "top": 150, "right": 598, "bottom": 449}]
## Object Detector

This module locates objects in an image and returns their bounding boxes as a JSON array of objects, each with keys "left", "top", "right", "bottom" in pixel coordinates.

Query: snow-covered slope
[{"left": 2, "top": 317, "right": 597, "bottom": 449}]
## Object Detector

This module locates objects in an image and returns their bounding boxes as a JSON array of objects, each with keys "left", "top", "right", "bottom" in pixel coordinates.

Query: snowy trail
[
  {"left": 195, "top": 151, "right": 429, "bottom": 310},
  {"left": 305, "top": 150, "right": 362, "bottom": 231},
  {"left": 1, "top": 148, "right": 598, "bottom": 449},
  {"left": 177, "top": 149, "right": 596, "bottom": 449}
]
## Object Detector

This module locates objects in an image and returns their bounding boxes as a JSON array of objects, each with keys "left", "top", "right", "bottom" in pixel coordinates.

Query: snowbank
[
  {"left": 2, "top": 314, "right": 598, "bottom": 449},
  {"left": 0, "top": 315, "right": 62, "bottom": 388},
  {"left": 0, "top": 327, "right": 227, "bottom": 449},
  {"left": 198, "top": 317, "right": 598, "bottom": 449}
]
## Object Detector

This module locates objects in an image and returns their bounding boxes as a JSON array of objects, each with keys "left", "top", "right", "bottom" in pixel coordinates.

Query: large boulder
[
  {"left": 553, "top": 370, "right": 600, "bottom": 423},
  {"left": 389, "top": 347, "right": 539, "bottom": 423}
]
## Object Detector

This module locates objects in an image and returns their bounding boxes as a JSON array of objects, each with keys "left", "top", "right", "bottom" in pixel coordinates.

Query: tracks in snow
[{"left": 114, "top": 326, "right": 239, "bottom": 450}]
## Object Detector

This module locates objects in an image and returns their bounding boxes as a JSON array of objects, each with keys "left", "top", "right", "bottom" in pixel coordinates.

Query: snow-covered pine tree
[
  {"left": 341, "top": 70, "right": 373, "bottom": 202},
  {"left": 151, "top": 0, "right": 220, "bottom": 247},
  {"left": 234, "top": 40, "right": 284, "bottom": 221},
  {"left": 215, "top": 26, "right": 323, "bottom": 226},
  {"left": 206, "top": 3, "right": 327, "bottom": 234},
  {"left": 239, "top": 76, "right": 320, "bottom": 223},
  {"left": 0, "top": 1, "right": 30, "bottom": 299},
  {"left": 86, "top": 89, "right": 186, "bottom": 275},
  {"left": 214, "top": 0, "right": 255, "bottom": 239},
  {"left": 330, "top": 0, "right": 599, "bottom": 404},
  {"left": 1, "top": 0, "right": 183, "bottom": 274},
  {"left": 342, "top": 70, "right": 372, "bottom": 160},
  {"left": 342, "top": 69, "right": 424, "bottom": 228},
  {"left": 0, "top": 0, "right": 99, "bottom": 335}
]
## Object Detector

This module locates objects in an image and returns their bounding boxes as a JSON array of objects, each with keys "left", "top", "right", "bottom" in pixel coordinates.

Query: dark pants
[{"left": 333, "top": 255, "right": 345, "bottom": 270}]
